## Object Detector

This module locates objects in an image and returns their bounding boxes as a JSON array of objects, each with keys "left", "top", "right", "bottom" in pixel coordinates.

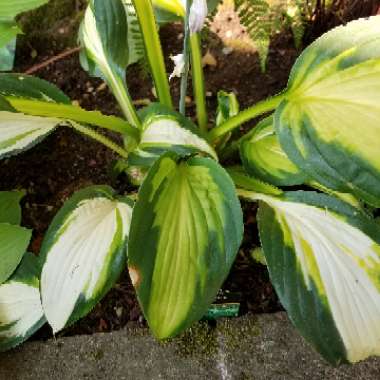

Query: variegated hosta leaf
[
  {"left": 0, "top": 73, "right": 70, "bottom": 104},
  {"left": 0, "top": 222, "right": 31, "bottom": 284},
  {"left": 79, "top": 0, "right": 137, "bottom": 124},
  {"left": 253, "top": 190, "right": 380, "bottom": 364},
  {"left": 275, "top": 16, "right": 380, "bottom": 206},
  {"left": 241, "top": 115, "right": 307, "bottom": 186},
  {"left": 122, "top": 0, "right": 144, "bottom": 66},
  {"left": 40, "top": 186, "right": 133, "bottom": 333},
  {"left": 128, "top": 109, "right": 217, "bottom": 168},
  {"left": 0, "top": 190, "right": 25, "bottom": 225},
  {"left": 0, "top": 111, "right": 60, "bottom": 159},
  {"left": 128, "top": 152, "right": 243, "bottom": 339},
  {"left": 0, "top": 253, "right": 45, "bottom": 352}
]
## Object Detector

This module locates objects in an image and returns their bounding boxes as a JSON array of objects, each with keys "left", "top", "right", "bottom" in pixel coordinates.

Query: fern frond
[{"left": 235, "top": 0, "right": 274, "bottom": 71}]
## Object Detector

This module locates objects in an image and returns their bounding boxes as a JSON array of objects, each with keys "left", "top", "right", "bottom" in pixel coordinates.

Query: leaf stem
[
  {"left": 208, "top": 93, "right": 285, "bottom": 143},
  {"left": 179, "top": 0, "right": 192, "bottom": 115},
  {"left": 190, "top": 33, "right": 208, "bottom": 131},
  {"left": 7, "top": 97, "right": 140, "bottom": 142},
  {"left": 68, "top": 122, "right": 130, "bottom": 159},
  {"left": 107, "top": 73, "right": 141, "bottom": 129},
  {"left": 132, "top": 0, "right": 173, "bottom": 109}
]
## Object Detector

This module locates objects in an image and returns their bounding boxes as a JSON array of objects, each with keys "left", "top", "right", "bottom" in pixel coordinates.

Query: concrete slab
[{"left": 0, "top": 313, "right": 379, "bottom": 380}]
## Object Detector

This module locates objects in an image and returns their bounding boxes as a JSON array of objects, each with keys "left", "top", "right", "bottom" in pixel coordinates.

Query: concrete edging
[{"left": 0, "top": 312, "right": 379, "bottom": 379}]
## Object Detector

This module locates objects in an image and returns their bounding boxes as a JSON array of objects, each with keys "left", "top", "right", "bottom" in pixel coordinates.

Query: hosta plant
[{"left": 1, "top": 0, "right": 380, "bottom": 366}]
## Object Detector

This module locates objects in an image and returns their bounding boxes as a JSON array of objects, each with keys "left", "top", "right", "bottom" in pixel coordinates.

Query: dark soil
[{"left": 2, "top": 1, "right": 377, "bottom": 338}]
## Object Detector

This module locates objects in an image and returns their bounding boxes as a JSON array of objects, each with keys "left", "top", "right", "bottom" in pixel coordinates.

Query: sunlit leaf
[
  {"left": 128, "top": 152, "right": 243, "bottom": 339},
  {"left": 241, "top": 115, "right": 307, "bottom": 186},
  {"left": 276, "top": 16, "right": 380, "bottom": 206}
]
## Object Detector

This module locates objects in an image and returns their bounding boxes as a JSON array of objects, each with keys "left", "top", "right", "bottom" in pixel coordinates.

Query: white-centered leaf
[
  {"left": 0, "top": 253, "right": 45, "bottom": 352},
  {"left": 248, "top": 190, "right": 380, "bottom": 364},
  {"left": 40, "top": 186, "right": 133, "bottom": 333},
  {"left": 129, "top": 111, "right": 217, "bottom": 167},
  {"left": 0, "top": 111, "right": 60, "bottom": 159},
  {"left": 140, "top": 115, "right": 217, "bottom": 158}
]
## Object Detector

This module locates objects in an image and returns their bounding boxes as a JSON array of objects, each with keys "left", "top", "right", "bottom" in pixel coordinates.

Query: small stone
[
  {"left": 115, "top": 307, "right": 123, "bottom": 318},
  {"left": 222, "top": 47, "right": 234, "bottom": 55},
  {"left": 202, "top": 51, "right": 217, "bottom": 67}
]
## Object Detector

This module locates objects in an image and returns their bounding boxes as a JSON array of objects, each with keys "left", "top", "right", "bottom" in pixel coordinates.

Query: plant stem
[
  {"left": 190, "top": 33, "right": 208, "bottom": 132},
  {"left": 208, "top": 93, "right": 285, "bottom": 143},
  {"left": 68, "top": 122, "right": 130, "bottom": 159},
  {"left": 179, "top": 0, "right": 192, "bottom": 115},
  {"left": 132, "top": 0, "right": 173, "bottom": 109},
  {"left": 108, "top": 73, "right": 141, "bottom": 129},
  {"left": 7, "top": 97, "right": 140, "bottom": 142}
]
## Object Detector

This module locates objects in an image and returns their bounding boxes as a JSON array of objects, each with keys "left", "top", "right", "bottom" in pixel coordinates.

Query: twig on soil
[{"left": 24, "top": 46, "right": 82, "bottom": 75}]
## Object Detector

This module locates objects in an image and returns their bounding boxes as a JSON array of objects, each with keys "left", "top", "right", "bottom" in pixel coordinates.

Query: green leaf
[
  {"left": 0, "top": 0, "right": 48, "bottom": 21},
  {"left": 255, "top": 190, "right": 380, "bottom": 364},
  {"left": 275, "top": 16, "right": 380, "bottom": 206},
  {"left": 0, "top": 73, "right": 70, "bottom": 103},
  {"left": 0, "top": 111, "right": 60, "bottom": 159},
  {"left": 227, "top": 166, "right": 283, "bottom": 197},
  {"left": 0, "top": 23, "right": 21, "bottom": 71},
  {"left": 128, "top": 152, "right": 243, "bottom": 339},
  {"left": 0, "top": 22, "right": 21, "bottom": 48},
  {"left": 0, "top": 38, "right": 16, "bottom": 71},
  {"left": 241, "top": 115, "right": 308, "bottom": 186},
  {"left": 216, "top": 91, "right": 240, "bottom": 127},
  {"left": 40, "top": 186, "right": 133, "bottom": 333},
  {"left": 0, "top": 253, "right": 45, "bottom": 352},
  {"left": 0, "top": 190, "right": 25, "bottom": 225},
  {"left": 0, "top": 223, "right": 31, "bottom": 284},
  {"left": 129, "top": 106, "right": 217, "bottom": 167}
]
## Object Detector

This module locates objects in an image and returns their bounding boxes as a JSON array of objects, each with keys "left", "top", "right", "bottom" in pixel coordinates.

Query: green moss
[
  {"left": 218, "top": 317, "right": 262, "bottom": 352},
  {"left": 164, "top": 321, "right": 219, "bottom": 358}
]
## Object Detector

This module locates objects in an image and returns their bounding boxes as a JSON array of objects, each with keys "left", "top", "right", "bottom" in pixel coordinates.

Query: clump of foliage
[{"left": 0, "top": 0, "right": 380, "bottom": 367}]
